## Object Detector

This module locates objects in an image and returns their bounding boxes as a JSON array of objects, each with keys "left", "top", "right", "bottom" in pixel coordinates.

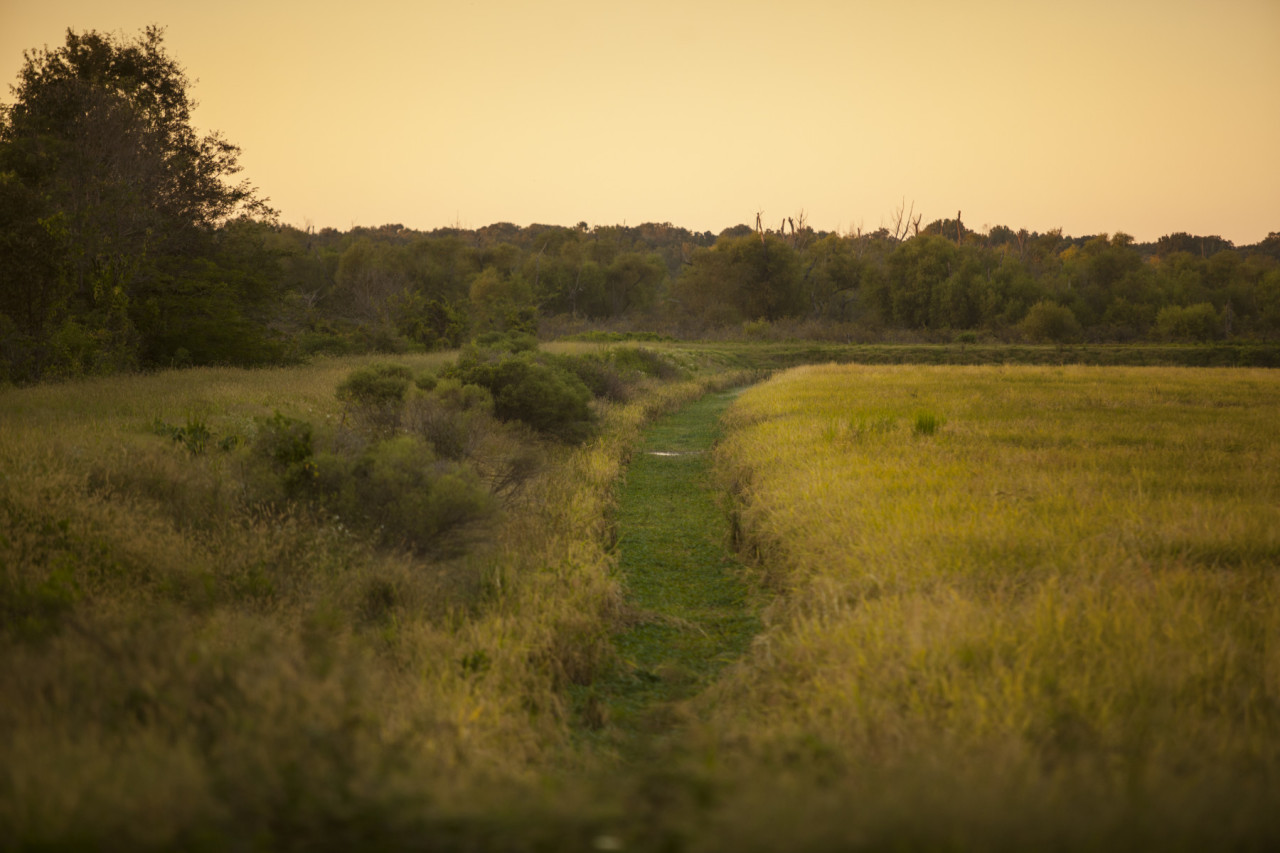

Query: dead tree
[{"left": 890, "top": 198, "right": 923, "bottom": 242}]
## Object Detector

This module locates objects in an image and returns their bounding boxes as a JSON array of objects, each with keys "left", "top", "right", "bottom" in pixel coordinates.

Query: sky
[{"left": 3, "top": 0, "right": 1278, "bottom": 244}]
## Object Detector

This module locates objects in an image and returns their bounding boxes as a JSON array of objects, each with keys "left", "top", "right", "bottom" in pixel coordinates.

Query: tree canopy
[{"left": 0, "top": 26, "right": 273, "bottom": 378}]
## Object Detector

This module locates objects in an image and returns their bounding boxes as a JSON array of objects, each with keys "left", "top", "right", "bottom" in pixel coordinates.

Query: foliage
[
  {"left": 1021, "top": 300, "right": 1084, "bottom": 343},
  {"left": 672, "top": 232, "right": 804, "bottom": 330},
  {"left": 315, "top": 435, "right": 495, "bottom": 553},
  {"left": 0, "top": 19, "right": 1274, "bottom": 378},
  {"left": 1156, "top": 302, "right": 1220, "bottom": 342},
  {"left": 445, "top": 349, "right": 596, "bottom": 442},
  {"left": 0, "top": 350, "right": 744, "bottom": 848},
  {"left": 5, "top": 348, "right": 1280, "bottom": 848},
  {"left": 336, "top": 362, "right": 413, "bottom": 408},
  {"left": 0, "top": 27, "right": 274, "bottom": 379},
  {"left": 251, "top": 411, "right": 316, "bottom": 498}
]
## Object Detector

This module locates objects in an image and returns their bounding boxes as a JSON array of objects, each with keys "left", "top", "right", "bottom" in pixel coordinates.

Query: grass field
[
  {"left": 0, "top": 348, "right": 754, "bottom": 849},
  {"left": 696, "top": 363, "right": 1280, "bottom": 848},
  {"left": 3, "top": 349, "right": 1278, "bottom": 849}
]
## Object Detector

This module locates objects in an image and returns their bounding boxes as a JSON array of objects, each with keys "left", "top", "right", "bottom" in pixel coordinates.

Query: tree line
[{"left": 3, "top": 28, "right": 1279, "bottom": 383}]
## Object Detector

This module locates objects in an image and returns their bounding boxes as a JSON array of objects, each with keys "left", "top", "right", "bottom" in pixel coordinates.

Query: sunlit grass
[
  {"left": 6, "top": 354, "right": 1278, "bottom": 848},
  {"left": 701, "top": 364, "right": 1280, "bottom": 847}
]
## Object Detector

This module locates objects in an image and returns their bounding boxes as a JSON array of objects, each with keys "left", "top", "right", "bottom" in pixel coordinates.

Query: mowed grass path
[{"left": 588, "top": 390, "right": 760, "bottom": 748}]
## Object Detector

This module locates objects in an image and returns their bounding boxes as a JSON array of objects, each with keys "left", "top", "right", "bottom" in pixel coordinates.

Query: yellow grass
[{"left": 700, "top": 364, "right": 1280, "bottom": 846}]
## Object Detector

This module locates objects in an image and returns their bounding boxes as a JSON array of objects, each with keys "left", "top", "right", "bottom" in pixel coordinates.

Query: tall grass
[
  {"left": 0, "top": 350, "right": 753, "bottom": 848},
  {"left": 702, "top": 364, "right": 1280, "bottom": 848}
]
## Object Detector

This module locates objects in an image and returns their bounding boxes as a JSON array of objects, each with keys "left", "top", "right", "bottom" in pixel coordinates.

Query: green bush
[
  {"left": 550, "top": 347, "right": 681, "bottom": 401},
  {"left": 550, "top": 354, "right": 630, "bottom": 401},
  {"left": 318, "top": 436, "right": 495, "bottom": 552},
  {"left": 1020, "top": 301, "right": 1083, "bottom": 343},
  {"left": 336, "top": 363, "right": 412, "bottom": 408},
  {"left": 608, "top": 346, "right": 680, "bottom": 379},
  {"left": 1156, "top": 303, "right": 1220, "bottom": 342},
  {"left": 404, "top": 381, "right": 493, "bottom": 459},
  {"left": 336, "top": 363, "right": 413, "bottom": 434},
  {"left": 252, "top": 412, "right": 316, "bottom": 497},
  {"left": 445, "top": 353, "right": 595, "bottom": 442},
  {"left": 473, "top": 331, "right": 538, "bottom": 353}
]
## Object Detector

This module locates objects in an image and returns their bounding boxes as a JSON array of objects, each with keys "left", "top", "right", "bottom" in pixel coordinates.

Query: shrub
[
  {"left": 336, "top": 363, "right": 413, "bottom": 434},
  {"left": 608, "top": 346, "right": 681, "bottom": 380},
  {"left": 403, "top": 383, "right": 493, "bottom": 460},
  {"left": 252, "top": 412, "right": 316, "bottom": 497},
  {"left": 402, "top": 385, "right": 543, "bottom": 500},
  {"left": 473, "top": 331, "right": 538, "bottom": 353},
  {"left": 336, "top": 363, "right": 412, "bottom": 407},
  {"left": 320, "top": 435, "right": 495, "bottom": 552},
  {"left": 151, "top": 415, "right": 215, "bottom": 455},
  {"left": 550, "top": 354, "right": 631, "bottom": 401},
  {"left": 445, "top": 353, "right": 595, "bottom": 442},
  {"left": 1021, "top": 301, "right": 1083, "bottom": 343}
]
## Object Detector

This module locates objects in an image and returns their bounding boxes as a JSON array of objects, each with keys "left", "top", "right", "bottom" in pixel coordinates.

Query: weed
[
  {"left": 913, "top": 411, "right": 942, "bottom": 435},
  {"left": 151, "top": 415, "right": 215, "bottom": 455}
]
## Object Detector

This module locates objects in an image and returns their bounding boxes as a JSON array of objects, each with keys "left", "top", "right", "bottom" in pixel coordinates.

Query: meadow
[
  {"left": 698, "top": 363, "right": 1280, "bottom": 848},
  {"left": 2, "top": 348, "right": 1277, "bottom": 849}
]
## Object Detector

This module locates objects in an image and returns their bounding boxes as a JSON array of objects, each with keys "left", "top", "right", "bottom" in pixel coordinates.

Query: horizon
[
  {"left": 294, "top": 214, "right": 1275, "bottom": 247},
  {"left": 4, "top": 0, "right": 1278, "bottom": 245}
]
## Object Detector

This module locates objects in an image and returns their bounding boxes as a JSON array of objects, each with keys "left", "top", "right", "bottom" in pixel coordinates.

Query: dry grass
[{"left": 699, "top": 364, "right": 1280, "bottom": 848}]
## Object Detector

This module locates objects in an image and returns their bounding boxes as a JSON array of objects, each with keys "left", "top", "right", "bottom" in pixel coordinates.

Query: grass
[
  {"left": 0, "top": 345, "right": 766, "bottom": 849},
  {"left": 697, "top": 363, "right": 1280, "bottom": 848},
  {"left": 4, "top": 348, "right": 1280, "bottom": 849},
  {"left": 646, "top": 340, "right": 1280, "bottom": 369},
  {"left": 577, "top": 390, "right": 761, "bottom": 754}
]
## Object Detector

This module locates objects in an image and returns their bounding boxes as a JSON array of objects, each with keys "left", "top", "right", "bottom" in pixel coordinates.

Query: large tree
[{"left": 0, "top": 26, "right": 273, "bottom": 375}]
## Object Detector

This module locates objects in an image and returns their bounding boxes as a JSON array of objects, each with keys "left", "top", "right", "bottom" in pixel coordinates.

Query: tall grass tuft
[{"left": 912, "top": 410, "right": 941, "bottom": 435}]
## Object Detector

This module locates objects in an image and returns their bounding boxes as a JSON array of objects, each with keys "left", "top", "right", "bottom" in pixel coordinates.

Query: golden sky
[{"left": 4, "top": 0, "right": 1278, "bottom": 242}]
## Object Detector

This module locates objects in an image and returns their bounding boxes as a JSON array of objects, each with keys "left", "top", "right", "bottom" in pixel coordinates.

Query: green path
[{"left": 585, "top": 390, "right": 760, "bottom": 753}]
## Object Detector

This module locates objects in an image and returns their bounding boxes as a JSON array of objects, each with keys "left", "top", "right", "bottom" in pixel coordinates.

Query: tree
[
  {"left": 602, "top": 252, "right": 665, "bottom": 316},
  {"left": 799, "top": 234, "right": 865, "bottom": 320},
  {"left": 0, "top": 173, "right": 66, "bottom": 339},
  {"left": 671, "top": 232, "right": 802, "bottom": 329},
  {"left": 884, "top": 234, "right": 955, "bottom": 328},
  {"left": 1021, "top": 300, "right": 1083, "bottom": 343},
  {"left": 1156, "top": 303, "right": 1220, "bottom": 342},
  {"left": 468, "top": 267, "right": 535, "bottom": 336},
  {"left": 0, "top": 26, "right": 272, "bottom": 374}
]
